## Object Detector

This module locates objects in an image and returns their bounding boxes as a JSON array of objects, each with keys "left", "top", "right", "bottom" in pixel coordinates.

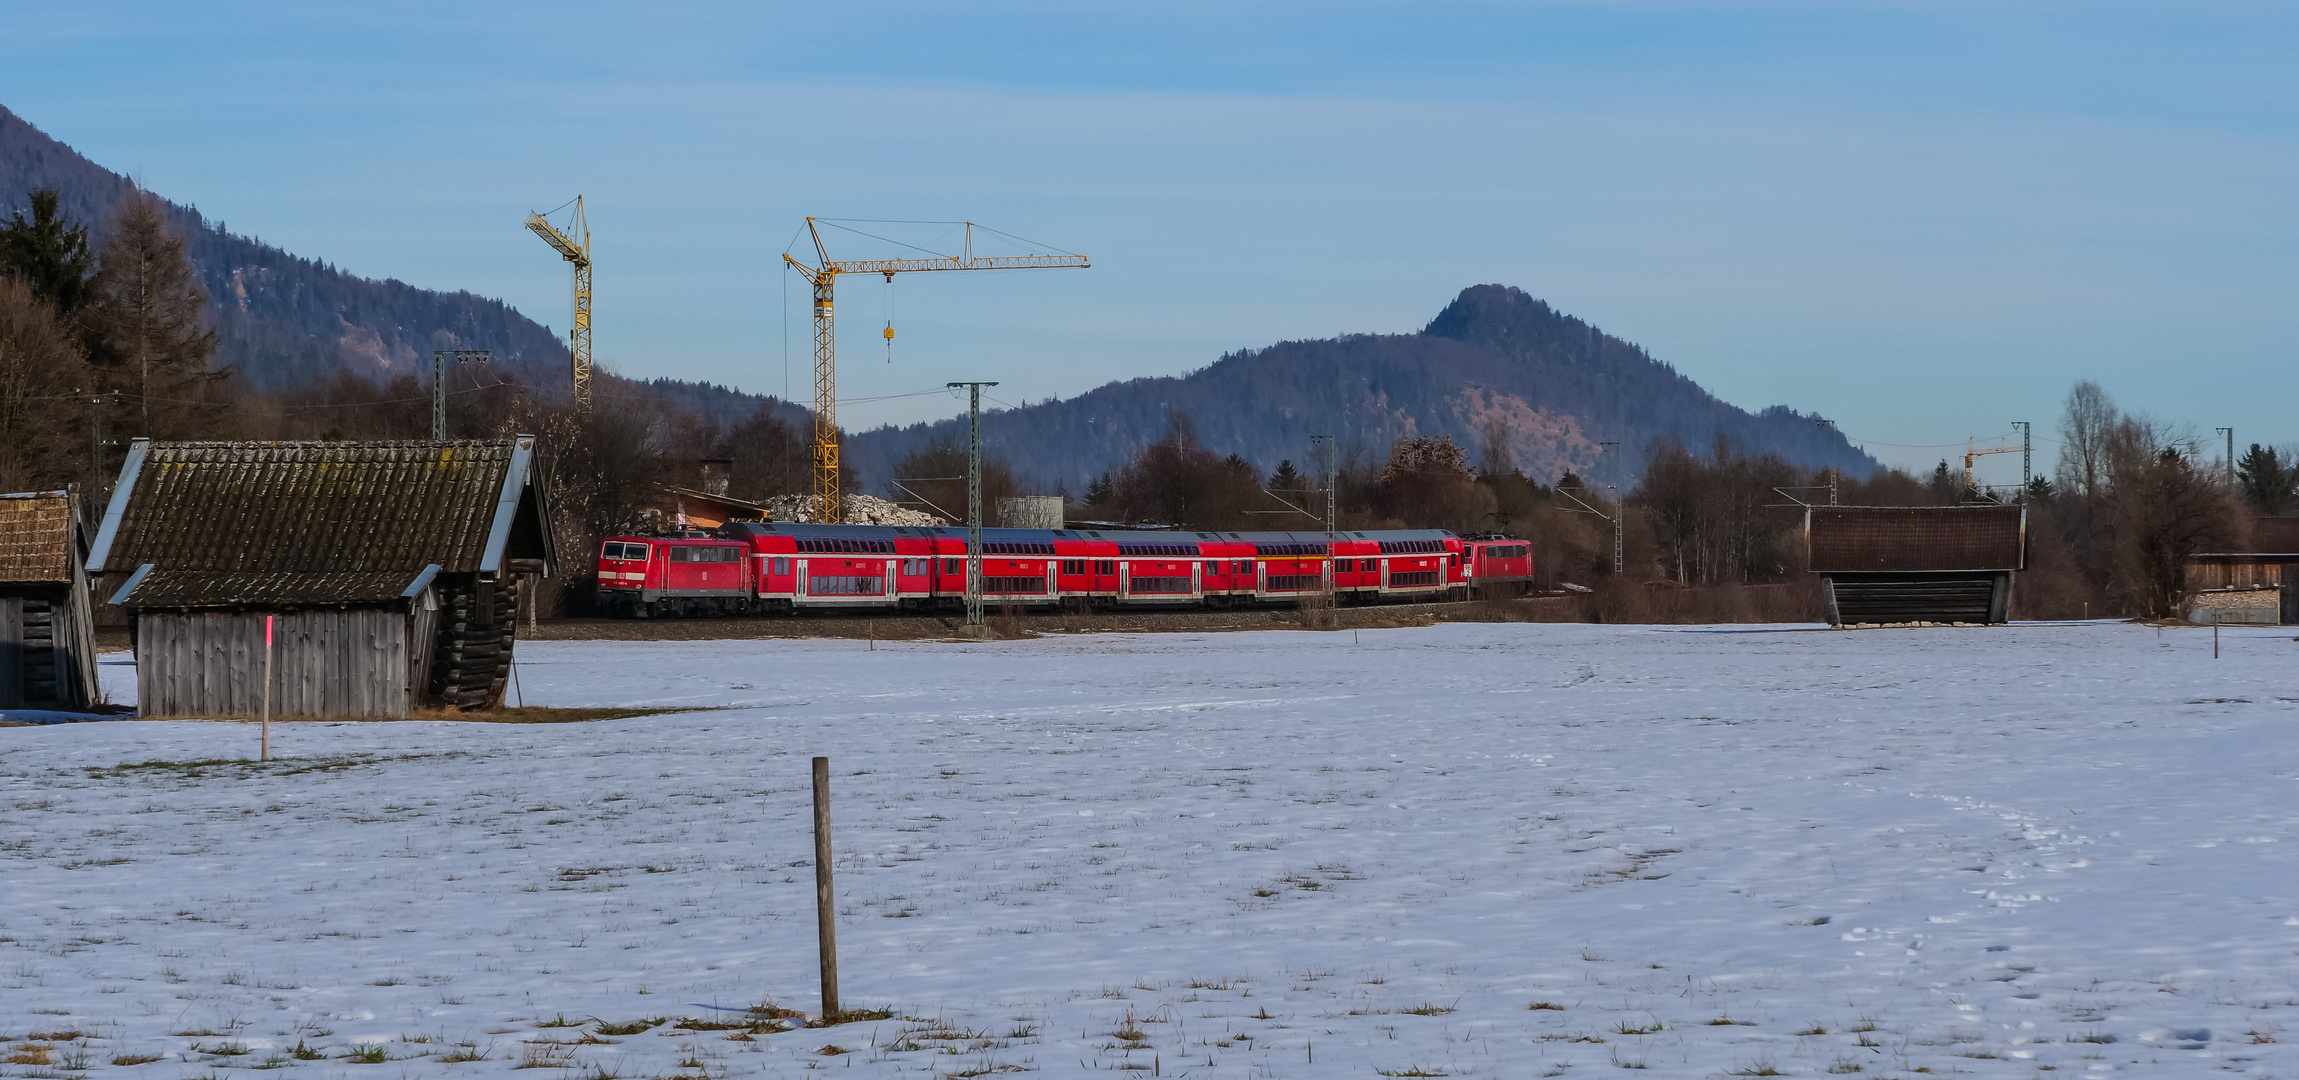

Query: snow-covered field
[{"left": 4, "top": 623, "right": 2296, "bottom": 1079}]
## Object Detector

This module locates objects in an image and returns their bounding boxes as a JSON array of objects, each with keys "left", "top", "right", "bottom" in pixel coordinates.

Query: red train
[{"left": 594, "top": 524, "right": 1534, "bottom": 617}]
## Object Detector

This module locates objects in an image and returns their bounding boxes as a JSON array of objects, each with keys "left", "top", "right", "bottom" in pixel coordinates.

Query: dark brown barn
[
  {"left": 1807, "top": 505, "right": 2026, "bottom": 626},
  {"left": 88, "top": 438, "right": 556, "bottom": 717},
  {"left": 0, "top": 490, "right": 102, "bottom": 709}
]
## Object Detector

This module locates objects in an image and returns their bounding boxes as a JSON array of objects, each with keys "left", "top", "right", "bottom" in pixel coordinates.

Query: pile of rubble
[{"left": 766, "top": 493, "right": 943, "bottom": 527}]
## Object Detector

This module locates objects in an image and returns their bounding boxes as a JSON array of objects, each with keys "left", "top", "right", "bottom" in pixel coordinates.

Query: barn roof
[
  {"left": 88, "top": 439, "right": 554, "bottom": 602},
  {"left": 109, "top": 567, "right": 441, "bottom": 609},
  {"left": 1807, "top": 505, "right": 2026, "bottom": 573},
  {"left": 0, "top": 491, "right": 74, "bottom": 583}
]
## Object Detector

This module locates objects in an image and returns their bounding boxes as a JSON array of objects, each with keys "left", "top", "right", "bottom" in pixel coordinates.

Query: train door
[
  {"left": 796, "top": 559, "right": 808, "bottom": 599},
  {"left": 1191, "top": 560, "right": 1203, "bottom": 599},
  {"left": 1118, "top": 561, "right": 1130, "bottom": 600}
]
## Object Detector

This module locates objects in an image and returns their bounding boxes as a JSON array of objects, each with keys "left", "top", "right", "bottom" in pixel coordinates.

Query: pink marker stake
[{"left": 261, "top": 615, "right": 274, "bottom": 762}]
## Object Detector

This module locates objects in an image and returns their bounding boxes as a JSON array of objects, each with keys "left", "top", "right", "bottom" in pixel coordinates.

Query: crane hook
[{"left": 883, "top": 272, "right": 896, "bottom": 362}]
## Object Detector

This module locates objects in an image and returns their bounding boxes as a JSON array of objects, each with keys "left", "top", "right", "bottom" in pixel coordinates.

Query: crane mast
[
  {"left": 782, "top": 218, "right": 1088, "bottom": 524},
  {"left": 525, "top": 197, "right": 593, "bottom": 412}
]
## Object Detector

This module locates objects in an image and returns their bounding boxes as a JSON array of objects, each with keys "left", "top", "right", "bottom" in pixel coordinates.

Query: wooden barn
[
  {"left": 1807, "top": 505, "right": 2026, "bottom": 626},
  {"left": 88, "top": 438, "right": 556, "bottom": 717},
  {"left": 2182, "top": 518, "right": 2299, "bottom": 625},
  {"left": 0, "top": 489, "right": 102, "bottom": 709}
]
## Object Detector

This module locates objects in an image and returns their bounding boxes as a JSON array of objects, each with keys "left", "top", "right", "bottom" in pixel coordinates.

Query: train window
[
  {"left": 668, "top": 547, "right": 694, "bottom": 562},
  {"left": 771, "top": 557, "right": 790, "bottom": 575},
  {"left": 1098, "top": 560, "right": 1115, "bottom": 574},
  {"left": 943, "top": 558, "right": 960, "bottom": 575}
]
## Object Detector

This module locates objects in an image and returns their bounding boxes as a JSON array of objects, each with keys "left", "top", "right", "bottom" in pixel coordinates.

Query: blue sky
[{"left": 5, "top": 1, "right": 2295, "bottom": 478}]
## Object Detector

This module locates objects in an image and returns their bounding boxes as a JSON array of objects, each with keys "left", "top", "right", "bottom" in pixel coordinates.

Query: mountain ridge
[{"left": 843, "top": 285, "right": 1877, "bottom": 492}]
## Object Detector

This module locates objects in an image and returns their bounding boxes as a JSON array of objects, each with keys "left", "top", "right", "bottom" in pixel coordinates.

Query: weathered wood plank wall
[
  {"left": 137, "top": 608, "right": 414, "bottom": 717},
  {"left": 0, "top": 597, "right": 21, "bottom": 709}
]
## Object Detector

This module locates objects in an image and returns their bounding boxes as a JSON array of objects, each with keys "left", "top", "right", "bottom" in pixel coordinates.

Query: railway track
[{"left": 527, "top": 596, "right": 1560, "bottom": 642}]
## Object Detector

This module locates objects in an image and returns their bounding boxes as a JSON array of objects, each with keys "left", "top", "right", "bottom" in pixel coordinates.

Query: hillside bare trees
[
  {"left": 2040, "top": 383, "right": 2238, "bottom": 618},
  {"left": 0, "top": 275, "right": 92, "bottom": 492}
]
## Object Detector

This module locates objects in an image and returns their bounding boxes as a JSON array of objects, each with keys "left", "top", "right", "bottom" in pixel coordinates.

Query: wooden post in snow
[
  {"left": 261, "top": 615, "right": 274, "bottom": 761},
  {"left": 812, "top": 755, "right": 839, "bottom": 1017}
]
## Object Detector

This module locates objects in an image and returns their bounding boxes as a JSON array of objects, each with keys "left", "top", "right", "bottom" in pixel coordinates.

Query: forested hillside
[
  {"left": 846, "top": 285, "right": 1877, "bottom": 492},
  {"left": 0, "top": 105, "right": 573, "bottom": 391}
]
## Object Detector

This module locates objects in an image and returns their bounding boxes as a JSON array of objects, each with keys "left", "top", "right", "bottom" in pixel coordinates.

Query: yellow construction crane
[
  {"left": 783, "top": 218, "right": 1088, "bottom": 524},
  {"left": 525, "top": 197, "right": 593, "bottom": 412},
  {"left": 1963, "top": 438, "right": 2022, "bottom": 493}
]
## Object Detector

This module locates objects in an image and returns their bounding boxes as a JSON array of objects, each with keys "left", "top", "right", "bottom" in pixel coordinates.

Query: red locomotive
[
  {"left": 1464, "top": 537, "right": 1536, "bottom": 596},
  {"left": 595, "top": 524, "right": 1533, "bottom": 618}
]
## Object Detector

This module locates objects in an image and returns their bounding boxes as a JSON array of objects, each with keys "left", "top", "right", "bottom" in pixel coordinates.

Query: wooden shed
[
  {"left": 88, "top": 438, "right": 556, "bottom": 717},
  {"left": 2182, "top": 518, "right": 2299, "bottom": 625},
  {"left": 1807, "top": 505, "right": 2026, "bottom": 626},
  {"left": 0, "top": 489, "right": 102, "bottom": 709}
]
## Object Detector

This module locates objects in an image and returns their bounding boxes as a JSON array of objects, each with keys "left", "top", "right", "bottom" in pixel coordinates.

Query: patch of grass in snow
[
  {"left": 514, "top": 1043, "right": 575, "bottom": 1069},
  {"left": 1705, "top": 1013, "right": 1755, "bottom": 1026},
  {"left": 588, "top": 1019, "right": 663, "bottom": 1036},
  {"left": 808, "top": 1008, "right": 893, "bottom": 1028},
  {"left": 410, "top": 706, "right": 723, "bottom": 724},
  {"left": 84, "top": 754, "right": 445, "bottom": 780},
  {"left": 439, "top": 1042, "right": 491, "bottom": 1062},
  {"left": 1528, "top": 1001, "right": 1565, "bottom": 1011},
  {"left": 340, "top": 1044, "right": 389, "bottom": 1064},
  {"left": 107, "top": 1055, "right": 160, "bottom": 1067},
  {"left": 1374, "top": 1068, "right": 1447, "bottom": 1077}
]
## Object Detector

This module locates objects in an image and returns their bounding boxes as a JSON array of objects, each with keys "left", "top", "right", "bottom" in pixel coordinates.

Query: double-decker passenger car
[{"left": 594, "top": 523, "right": 1516, "bottom": 616}]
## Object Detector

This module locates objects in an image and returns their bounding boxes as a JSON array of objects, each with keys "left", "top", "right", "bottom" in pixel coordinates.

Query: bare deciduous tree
[
  {"left": 85, "top": 187, "right": 219, "bottom": 435},
  {"left": 0, "top": 275, "right": 93, "bottom": 492}
]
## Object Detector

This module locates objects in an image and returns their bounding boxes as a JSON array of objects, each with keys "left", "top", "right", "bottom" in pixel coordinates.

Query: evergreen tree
[
  {"left": 1928, "top": 460, "right": 1959, "bottom": 504},
  {"left": 1268, "top": 459, "right": 1302, "bottom": 490},
  {"left": 85, "top": 188, "right": 218, "bottom": 432},
  {"left": 2236, "top": 443, "right": 2296, "bottom": 516},
  {"left": 0, "top": 189, "right": 95, "bottom": 316},
  {"left": 1084, "top": 471, "right": 1115, "bottom": 506}
]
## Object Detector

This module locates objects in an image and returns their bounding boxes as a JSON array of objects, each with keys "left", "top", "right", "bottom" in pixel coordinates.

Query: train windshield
[{"left": 604, "top": 541, "right": 649, "bottom": 561}]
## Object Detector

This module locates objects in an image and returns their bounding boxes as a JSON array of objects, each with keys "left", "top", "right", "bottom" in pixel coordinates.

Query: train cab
[
  {"left": 594, "top": 534, "right": 753, "bottom": 617},
  {"left": 1466, "top": 538, "right": 1534, "bottom": 596}
]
